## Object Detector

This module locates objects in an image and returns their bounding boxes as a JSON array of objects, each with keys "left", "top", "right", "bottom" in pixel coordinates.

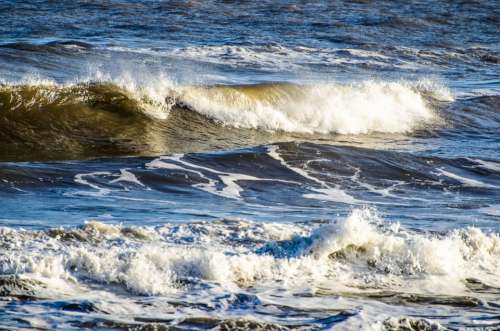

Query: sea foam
[
  {"left": 174, "top": 80, "right": 452, "bottom": 134},
  {"left": 1, "top": 208, "right": 497, "bottom": 298}
]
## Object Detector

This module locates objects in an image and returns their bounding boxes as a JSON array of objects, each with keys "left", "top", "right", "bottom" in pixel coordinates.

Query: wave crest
[{"left": 174, "top": 80, "right": 449, "bottom": 134}]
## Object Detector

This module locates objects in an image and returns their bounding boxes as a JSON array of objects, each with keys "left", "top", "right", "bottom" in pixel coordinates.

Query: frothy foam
[
  {"left": 175, "top": 80, "right": 450, "bottom": 134},
  {"left": 1, "top": 208, "right": 498, "bottom": 298},
  {"left": 155, "top": 44, "right": 421, "bottom": 72}
]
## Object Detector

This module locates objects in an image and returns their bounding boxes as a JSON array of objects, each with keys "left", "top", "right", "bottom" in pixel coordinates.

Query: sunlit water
[{"left": 0, "top": 1, "right": 499, "bottom": 330}]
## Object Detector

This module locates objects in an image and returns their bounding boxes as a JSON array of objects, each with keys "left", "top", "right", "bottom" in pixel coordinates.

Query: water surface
[{"left": 0, "top": 1, "right": 499, "bottom": 330}]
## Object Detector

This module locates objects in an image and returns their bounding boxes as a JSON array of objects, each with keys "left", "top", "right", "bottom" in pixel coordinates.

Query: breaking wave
[
  {"left": 172, "top": 80, "right": 451, "bottom": 134},
  {"left": 1, "top": 209, "right": 498, "bottom": 297},
  {"left": 0, "top": 78, "right": 453, "bottom": 160},
  {"left": 1, "top": 79, "right": 450, "bottom": 134}
]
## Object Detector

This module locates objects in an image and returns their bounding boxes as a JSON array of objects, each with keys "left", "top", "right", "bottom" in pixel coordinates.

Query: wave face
[
  {"left": 0, "top": 79, "right": 458, "bottom": 161},
  {"left": 0, "top": 82, "right": 171, "bottom": 160}
]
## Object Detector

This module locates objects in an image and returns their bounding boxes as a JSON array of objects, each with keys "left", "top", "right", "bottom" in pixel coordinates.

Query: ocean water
[{"left": 0, "top": 1, "right": 499, "bottom": 330}]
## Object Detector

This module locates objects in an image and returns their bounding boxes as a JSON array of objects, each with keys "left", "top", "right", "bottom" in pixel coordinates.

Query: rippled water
[{"left": 0, "top": 1, "right": 499, "bottom": 330}]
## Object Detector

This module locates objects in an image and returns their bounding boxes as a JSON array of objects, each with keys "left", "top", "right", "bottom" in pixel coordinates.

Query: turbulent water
[{"left": 1, "top": 1, "right": 499, "bottom": 330}]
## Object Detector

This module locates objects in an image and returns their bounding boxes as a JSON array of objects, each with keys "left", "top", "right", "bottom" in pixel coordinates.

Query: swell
[
  {"left": 0, "top": 40, "right": 93, "bottom": 53},
  {"left": 0, "top": 79, "right": 486, "bottom": 162}
]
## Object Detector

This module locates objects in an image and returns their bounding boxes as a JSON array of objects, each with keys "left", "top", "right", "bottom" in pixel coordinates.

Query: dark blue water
[{"left": 0, "top": 1, "right": 499, "bottom": 330}]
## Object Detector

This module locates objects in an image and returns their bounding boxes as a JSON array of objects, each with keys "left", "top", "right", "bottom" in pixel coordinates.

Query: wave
[
  {"left": 172, "top": 80, "right": 450, "bottom": 134},
  {"left": 1, "top": 208, "right": 498, "bottom": 298},
  {"left": 6, "top": 210, "right": 493, "bottom": 328},
  {"left": 0, "top": 81, "right": 176, "bottom": 161},
  {"left": 0, "top": 79, "right": 451, "bottom": 133},
  {"left": 0, "top": 79, "right": 452, "bottom": 160}
]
